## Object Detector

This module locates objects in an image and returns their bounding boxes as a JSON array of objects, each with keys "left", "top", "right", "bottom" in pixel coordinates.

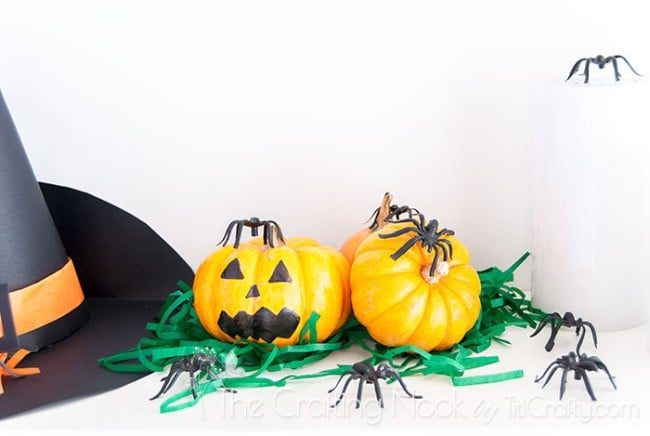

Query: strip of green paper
[{"left": 98, "top": 252, "right": 545, "bottom": 413}]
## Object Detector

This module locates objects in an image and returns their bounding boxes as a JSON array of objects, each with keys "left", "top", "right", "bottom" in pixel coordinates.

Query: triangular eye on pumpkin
[
  {"left": 269, "top": 260, "right": 291, "bottom": 283},
  {"left": 221, "top": 258, "right": 244, "bottom": 280}
]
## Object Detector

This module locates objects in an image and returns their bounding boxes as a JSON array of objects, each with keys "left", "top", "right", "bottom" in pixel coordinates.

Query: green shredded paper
[{"left": 99, "top": 252, "right": 545, "bottom": 413}]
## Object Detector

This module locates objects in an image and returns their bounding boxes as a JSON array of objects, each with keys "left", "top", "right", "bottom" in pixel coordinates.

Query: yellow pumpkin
[
  {"left": 194, "top": 218, "right": 351, "bottom": 347},
  {"left": 350, "top": 213, "right": 481, "bottom": 351}
]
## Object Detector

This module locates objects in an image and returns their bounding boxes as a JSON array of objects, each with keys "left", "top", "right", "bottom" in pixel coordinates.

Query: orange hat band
[{"left": 0, "top": 259, "right": 87, "bottom": 349}]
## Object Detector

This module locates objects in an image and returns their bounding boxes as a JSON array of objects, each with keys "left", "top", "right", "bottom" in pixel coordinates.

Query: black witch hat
[{"left": 0, "top": 89, "right": 194, "bottom": 418}]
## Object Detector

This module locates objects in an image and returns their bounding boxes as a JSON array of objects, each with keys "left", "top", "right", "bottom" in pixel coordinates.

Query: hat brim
[{"left": 0, "top": 183, "right": 194, "bottom": 419}]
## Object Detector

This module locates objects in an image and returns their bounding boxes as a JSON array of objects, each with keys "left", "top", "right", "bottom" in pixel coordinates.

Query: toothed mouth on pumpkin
[{"left": 217, "top": 307, "right": 300, "bottom": 342}]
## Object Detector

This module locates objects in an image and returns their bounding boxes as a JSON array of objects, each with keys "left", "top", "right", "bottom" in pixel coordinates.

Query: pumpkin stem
[
  {"left": 217, "top": 218, "right": 286, "bottom": 248},
  {"left": 367, "top": 192, "right": 393, "bottom": 230},
  {"left": 421, "top": 261, "right": 450, "bottom": 284},
  {"left": 366, "top": 192, "right": 419, "bottom": 231}
]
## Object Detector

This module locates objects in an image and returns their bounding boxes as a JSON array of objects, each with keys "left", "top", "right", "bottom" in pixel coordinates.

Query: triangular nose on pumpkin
[{"left": 246, "top": 284, "right": 260, "bottom": 299}]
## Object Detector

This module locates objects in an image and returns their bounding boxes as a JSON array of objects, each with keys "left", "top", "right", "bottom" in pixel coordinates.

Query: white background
[
  {"left": 1, "top": 0, "right": 649, "bottom": 286},
  {"left": 2, "top": 2, "right": 650, "bottom": 433}
]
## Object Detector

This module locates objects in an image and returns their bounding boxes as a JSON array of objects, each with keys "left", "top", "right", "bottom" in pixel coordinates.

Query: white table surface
[{"left": 3, "top": 322, "right": 649, "bottom": 435}]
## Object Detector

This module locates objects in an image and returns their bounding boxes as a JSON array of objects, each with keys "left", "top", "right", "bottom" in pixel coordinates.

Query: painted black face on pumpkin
[{"left": 216, "top": 258, "right": 300, "bottom": 343}]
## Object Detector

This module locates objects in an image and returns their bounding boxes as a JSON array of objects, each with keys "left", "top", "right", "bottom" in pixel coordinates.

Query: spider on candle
[{"left": 565, "top": 54, "right": 641, "bottom": 84}]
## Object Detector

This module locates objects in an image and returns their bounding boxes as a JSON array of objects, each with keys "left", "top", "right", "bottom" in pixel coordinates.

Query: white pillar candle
[{"left": 532, "top": 76, "right": 650, "bottom": 332}]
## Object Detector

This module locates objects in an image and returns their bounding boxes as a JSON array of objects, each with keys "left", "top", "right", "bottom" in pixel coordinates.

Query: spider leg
[
  {"left": 205, "top": 367, "right": 221, "bottom": 381},
  {"left": 331, "top": 375, "right": 357, "bottom": 408},
  {"left": 591, "top": 357, "right": 617, "bottom": 389},
  {"left": 615, "top": 55, "right": 642, "bottom": 77},
  {"left": 390, "top": 236, "right": 424, "bottom": 260},
  {"left": 262, "top": 222, "right": 270, "bottom": 246},
  {"left": 566, "top": 58, "right": 587, "bottom": 81},
  {"left": 233, "top": 222, "right": 244, "bottom": 249},
  {"left": 216, "top": 221, "right": 238, "bottom": 246},
  {"left": 415, "top": 212, "right": 427, "bottom": 226},
  {"left": 189, "top": 367, "right": 198, "bottom": 399},
  {"left": 406, "top": 207, "right": 420, "bottom": 218},
  {"left": 204, "top": 368, "right": 236, "bottom": 392},
  {"left": 534, "top": 360, "right": 557, "bottom": 383},
  {"left": 268, "top": 220, "right": 285, "bottom": 246},
  {"left": 578, "top": 369, "right": 597, "bottom": 401},
  {"left": 559, "top": 367, "right": 570, "bottom": 400},
  {"left": 366, "top": 207, "right": 382, "bottom": 228},
  {"left": 575, "top": 325, "right": 587, "bottom": 355},
  {"left": 378, "top": 226, "right": 419, "bottom": 239},
  {"left": 544, "top": 320, "right": 563, "bottom": 352},
  {"left": 149, "top": 385, "right": 167, "bottom": 401},
  {"left": 372, "top": 378, "right": 384, "bottom": 408},
  {"left": 583, "top": 321, "right": 598, "bottom": 349},
  {"left": 385, "top": 370, "right": 423, "bottom": 399},
  {"left": 150, "top": 369, "right": 183, "bottom": 400},
  {"left": 583, "top": 58, "right": 591, "bottom": 84},
  {"left": 328, "top": 370, "right": 353, "bottom": 394},
  {"left": 437, "top": 238, "right": 453, "bottom": 260},
  {"left": 355, "top": 377, "right": 367, "bottom": 409},
  {"left": 530, "top": 313, "right": 557, "bottom": 338},
  {"left": 537, "top": 363, "right": 561, "bottom": 387},
  {"left": 429, "top": 247, "right": 440, "bottom": 276},
  {"left": 611, "top": 56, "right": 622, "bottom": 81}
]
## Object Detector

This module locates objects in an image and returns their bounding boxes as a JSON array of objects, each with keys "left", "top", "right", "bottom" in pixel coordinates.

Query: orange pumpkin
[
  {"left": 350, "top": 213, "right": 481, "bottom": 351},
  {"left": 341, "top": 192, "right": 417, "bottom": 263},
  {"left": 193, "top": 218, "right": 351, "bottom": 347}
]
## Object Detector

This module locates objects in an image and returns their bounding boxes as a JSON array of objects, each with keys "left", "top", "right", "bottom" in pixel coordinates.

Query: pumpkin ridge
[
  {"left": 403, "top": 282, "right": 435, "bottom": 345},
  {"left": 444, "top": 266, "right": 478, "bottom": 290},
  {"left": 351, "top": 250, "right": 421, "bottom": 285},
  {"left": 354, "top": 274, "right": 422, "bottom": 325},
  {"left": 438, "top": 279, "right": 471, "bottom": 336},
  {"left": 432, "top": 282, "right": 454, "bottom": 350},
  {"left": 432, "top": 279, "right": 474, "bottom": 350},
  {"left": 440, "top": 267, "right": 481, "bottom": 325},
  {"left": 352, "top": 268, "right": 421, "bottom": 290},
  {"left": 293, "top": 247, "right": 312, "bottom": 341},
  {"left": 329, "top": 251, "right": 352, "bottom": 330},
  {"left": 366, "top": 283, "right": 429, "bottom": 346}
]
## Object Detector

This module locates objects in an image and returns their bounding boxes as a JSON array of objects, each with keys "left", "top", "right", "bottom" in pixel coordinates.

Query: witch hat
[
  {"left": 0, "top": 89, "right": 88, "bottom": 353},
  {"left": 0, "top": 89, "right": 194, "bottom": 418}
]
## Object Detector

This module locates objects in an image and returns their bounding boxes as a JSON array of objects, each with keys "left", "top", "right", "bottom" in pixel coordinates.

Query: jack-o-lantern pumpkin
[
  {"left": 350, "top": 212, "right": 481, "bottom": 351},
  {"left": 194, "top": 218, "right": 351, "bottom": 347},
  {"left": 341, "top": 192, "right": 416, "bottom": 263}
]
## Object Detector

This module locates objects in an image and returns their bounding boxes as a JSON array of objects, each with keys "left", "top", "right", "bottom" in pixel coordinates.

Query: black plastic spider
[
  {"left": 379, "top": 212, "right": 454, "bottom": 276},
  {"left": 328, "top": 362, "right": 422, "bottom": 409},
  {"left": 383, "top": 205, "right": 420, "bottom": 222},
  {"left": 566, "top": 54, "right": 641, "bottom": 84},
  {"left": 535, "top": 351, "right": 616, "bottom": 401},
  {"left": 366, "top": 204, "right": 419, "bottom": 230},
  {"left": 216, "top": 217, "right": 285, "bottom": 248},
  {"left": 530, "top": 311, "right": 597, "bottom": 353},
  {"left": 150, "top": 352, "right": 235, "bottom": 400}
]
